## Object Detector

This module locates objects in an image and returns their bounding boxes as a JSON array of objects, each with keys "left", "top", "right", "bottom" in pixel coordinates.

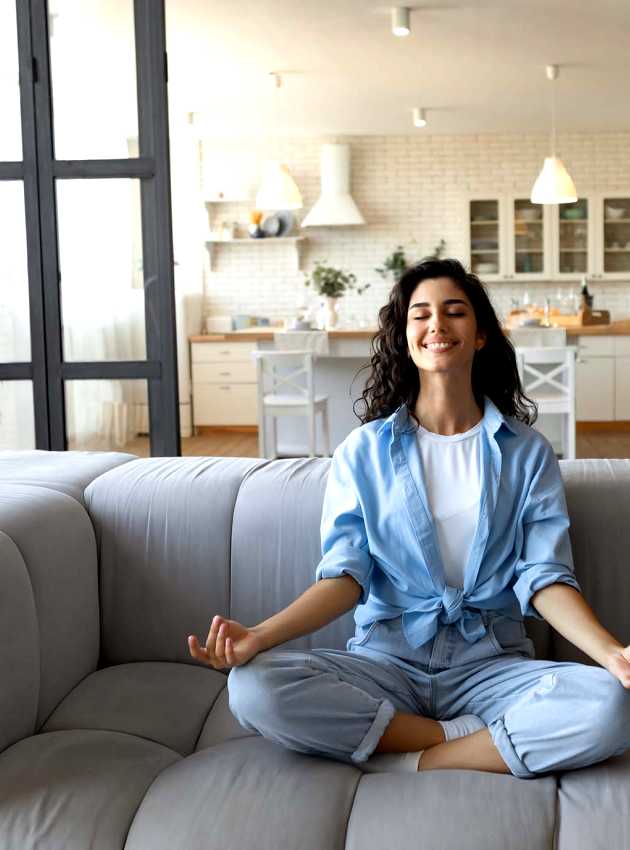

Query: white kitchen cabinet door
[
  {"left": 615, "top": 356, "right": 630, "bottom": 420},
  {"left": 193, "top": 384, "right": 257, "bottom": 425},
  {"left": 591, "top": 192, "right": 630, "bottom": 281},
  {"left": 550, "top": 197, "right": 596, "bottom": 280},
  {"left": 465, "top": 197, "right": 505, "bottom": 280},
  {"left": 505, "top": 196, "right": 552, "bottom": 281},
  {"left": 575, "top": 357, "right": 615, "bottom": 421}
]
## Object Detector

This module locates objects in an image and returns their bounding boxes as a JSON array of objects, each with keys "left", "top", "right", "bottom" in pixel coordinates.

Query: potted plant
[
  {"left": 304, "top": 261, "right": 370, "bottom": 329},
  {"left": 375, "top": 245, "right": 409, "bottom": 283},
  {"left": 375, "top": 240, "right": 447, "bottom": 284}
]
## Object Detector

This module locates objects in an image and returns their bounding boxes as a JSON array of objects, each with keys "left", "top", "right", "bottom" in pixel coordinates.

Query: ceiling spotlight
[
  {"left": 412, "top": 107, "right": 427, "bottom": 128},
  {"left": 392, "top": 7, "right": 411, "bottom": 37}
]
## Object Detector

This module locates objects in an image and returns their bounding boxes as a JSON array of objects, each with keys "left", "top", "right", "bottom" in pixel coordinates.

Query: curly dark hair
[{"left": 352, "top": 257, "right": 538, "bottom": 427}]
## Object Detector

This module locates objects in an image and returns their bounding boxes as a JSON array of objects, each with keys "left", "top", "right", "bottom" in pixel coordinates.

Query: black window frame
[{"left": 0, "top": 0, "right": 180, "bottom": 455}]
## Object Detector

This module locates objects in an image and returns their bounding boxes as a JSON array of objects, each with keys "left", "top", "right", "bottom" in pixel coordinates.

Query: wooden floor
[{"left": 124, "top": 429, "right": 630, "bottom": 460}]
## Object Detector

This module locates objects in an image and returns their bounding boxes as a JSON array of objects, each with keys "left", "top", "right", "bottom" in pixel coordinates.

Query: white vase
[{"left": 321, "top": 296, "right": 340, "bottom": 330}]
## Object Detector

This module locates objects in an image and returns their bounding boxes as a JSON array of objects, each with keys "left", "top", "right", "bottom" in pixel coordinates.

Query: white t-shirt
[{"left": 416, "top": 420, "right": 483, "bottom": 589}]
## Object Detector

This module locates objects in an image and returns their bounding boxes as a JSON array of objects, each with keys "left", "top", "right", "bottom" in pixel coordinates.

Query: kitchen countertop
[{"left": 190, "top": 319, "right": 630, "bottom": 342}]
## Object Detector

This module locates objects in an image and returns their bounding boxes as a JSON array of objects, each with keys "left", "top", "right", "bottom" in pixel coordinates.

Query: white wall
[{"left": 199, "top": 131, "right": 630, "bottom": 325}]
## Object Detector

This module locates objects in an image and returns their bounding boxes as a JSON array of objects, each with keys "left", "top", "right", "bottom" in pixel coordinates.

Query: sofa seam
[
  {"left": 191, "top": 679, "right": 229, "bottom": 752},
  {"left": 229, "top": 459, "right": 274, "bottom": 620},
  {"left": 342, "top": 772, "right": 365, "bottom": 850}
]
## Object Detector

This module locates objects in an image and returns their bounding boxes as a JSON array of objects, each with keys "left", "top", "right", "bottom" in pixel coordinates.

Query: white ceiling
[{"left": 163, "top": 0, "right": 630, "bottom": 136}]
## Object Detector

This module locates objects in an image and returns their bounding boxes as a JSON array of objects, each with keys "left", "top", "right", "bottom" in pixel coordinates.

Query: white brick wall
[{"left": 199, "top": 132, "right": 630, "bottom": 326}]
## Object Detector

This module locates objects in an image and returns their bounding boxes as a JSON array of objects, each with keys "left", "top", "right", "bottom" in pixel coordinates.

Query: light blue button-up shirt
[{"left": 315, "top": 396, "right": 581, "bottom": 649}]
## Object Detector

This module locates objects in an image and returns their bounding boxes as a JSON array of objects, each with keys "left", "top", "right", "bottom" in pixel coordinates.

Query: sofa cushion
[
  {"left": 345, "top": 769, "right": 558, "bottom": 850},
  {"left": 84, "top": 456, "right": 266, "bottom": 665},
  {"left": 230, "top": 457, "right": 357, "bottom": 651},
  {"left": 557, "top": 459, "right": 630, "bottom": 664},
  {"left": 195, "top": 684, "right": 255, "bottom": 750},
  {"left": 124, "top": 736, "right": 360, "bottom": 850},
  {"left": 0, "top": 530, "right": 39, "bottom": 753},
  {"left": 556, "top": 752, "right": 630, "bottom": 850},
  {"left": 0, "top": 484, "right": 99, "bottom": 730},
  {"left": 0, "top": 449, "right": 136, "bottom": 504},
  {"left": 41, "top": 661, "right": 228, "bottom": 756},
  {"left": 0, "top": 729, "right": 179, "bottom": 850}
]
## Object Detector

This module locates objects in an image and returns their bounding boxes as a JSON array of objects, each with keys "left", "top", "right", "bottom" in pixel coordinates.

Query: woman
[{"left": 188, "top": 258, "right": 630, "bottom": 778}]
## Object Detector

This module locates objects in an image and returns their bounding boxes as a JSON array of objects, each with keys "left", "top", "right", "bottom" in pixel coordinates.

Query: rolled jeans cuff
[
  {"left": 488, "top": 716, "right": 537, "bottom": 779},
  {"left": 351, "top": 698, "right": 396, "bottom": 764}
]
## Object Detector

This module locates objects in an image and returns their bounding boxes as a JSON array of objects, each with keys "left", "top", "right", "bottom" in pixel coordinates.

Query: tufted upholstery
[{"left": 0, "top": 451, "right": 629, "bottom": 849}]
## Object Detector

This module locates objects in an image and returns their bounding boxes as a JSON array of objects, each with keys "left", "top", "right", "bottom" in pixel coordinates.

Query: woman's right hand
[{"left": 187, "top": 615, "right": 263, "bottom": 669}]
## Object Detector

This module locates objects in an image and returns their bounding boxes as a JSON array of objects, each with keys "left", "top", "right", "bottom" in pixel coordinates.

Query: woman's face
[{"left": 406, "top": 276, "right": 486, "bottom": 374}]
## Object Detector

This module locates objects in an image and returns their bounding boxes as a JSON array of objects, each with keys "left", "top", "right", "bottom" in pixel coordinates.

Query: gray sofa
[{"left": 1, "top": 449, "right": 629, "bottom": 850}]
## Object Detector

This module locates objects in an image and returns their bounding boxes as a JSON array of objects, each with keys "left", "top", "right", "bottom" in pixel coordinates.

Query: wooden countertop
[{"left": 191, "top": 319, "right": 630, "bottom": 342}]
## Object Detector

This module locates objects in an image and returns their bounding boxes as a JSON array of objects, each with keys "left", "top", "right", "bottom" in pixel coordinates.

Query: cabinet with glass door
[
  {"left": 551, "top": 197, "right": 594, "bottom": 279},
  {"left": 466, "top": 198, "right": 504, "bottom": 280},
  {"left": 595, "top": 194, "right": 630, "bottom": 280},
  {"left": 505, "top": 197, "right": 551, "bottom": 281}
]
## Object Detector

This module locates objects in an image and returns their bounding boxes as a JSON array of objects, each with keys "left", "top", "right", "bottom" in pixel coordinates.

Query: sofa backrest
[
  {"left": 555, "top": 459, "right": 630, "bottom": 664},
  {"left": 85, "top": 456, "right": 357, "bottom": 666},
  {"left": 0, "top": 484, "right": 100, "bottom": 751},
  {"left": 0, "top": 451, "right": 136, "bottom": 753}
]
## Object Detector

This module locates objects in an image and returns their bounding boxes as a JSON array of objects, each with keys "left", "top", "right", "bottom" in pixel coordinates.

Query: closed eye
[{"left": 414, "top": 313, "right": 466, "bottom": 320}]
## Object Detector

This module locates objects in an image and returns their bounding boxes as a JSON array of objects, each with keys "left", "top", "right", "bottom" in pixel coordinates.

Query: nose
[{"left": 427, "top": 312, "right": 448, "bottom": 335}]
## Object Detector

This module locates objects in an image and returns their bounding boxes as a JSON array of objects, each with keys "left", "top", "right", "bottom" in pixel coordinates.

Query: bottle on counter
[{"left": 580, "top": 276, "right": 594, "bottom": 310}]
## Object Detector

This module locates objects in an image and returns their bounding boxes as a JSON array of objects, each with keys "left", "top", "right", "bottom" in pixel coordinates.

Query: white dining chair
[
  {"left": 515, "top": 345, "right": 577, "bottom": 460},
  {"left": 251, "top": 335, "right": 331, "bottom": 459}
]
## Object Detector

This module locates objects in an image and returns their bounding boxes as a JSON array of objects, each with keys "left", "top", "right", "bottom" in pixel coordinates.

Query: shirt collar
[{"left": 375, "top": 396, "right": 518, "bottom": 439}]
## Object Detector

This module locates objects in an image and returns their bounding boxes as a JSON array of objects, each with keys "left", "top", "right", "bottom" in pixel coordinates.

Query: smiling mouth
[{"left": 423, "top": 341, "right": 457, "bottom": 352}]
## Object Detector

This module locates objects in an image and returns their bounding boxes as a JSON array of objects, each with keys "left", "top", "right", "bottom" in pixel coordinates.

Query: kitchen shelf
[
  {"left": 204, "top": 235, "right": 306, "bottom": 271},
  {"left": 604, "top": 218, "right": 630, "bottom": 223}
]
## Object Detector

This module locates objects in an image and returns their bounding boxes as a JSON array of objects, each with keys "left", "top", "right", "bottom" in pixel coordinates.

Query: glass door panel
[
  {"left": 558, "top": 198, "right": 589, "bottom": 274},
  {"left": 0, "top": 1, "right": 22, "bottom": 160},
  {"left": 603, "top": 197, "right": 630, "bottom": 275},
  {"left": 0, "top": 381, "right": 35, "bottom": 449},
  {"left": 0, "top": 182, "right": 30, "bottom": 361},
  {"left": 65, "top": 379, "right": 149, "bottom": 454},
  {"left": 469, "top": 200, "right": 500, "bottom": 276},
  {"left": 49, "top": 0, "right": 138, "bottom": 159},
  {"left": 513, "top": 199, "right": 544, "bottom": 274},
  {"left": 56, "top": 179, "right": 146, "bottom": 362}
]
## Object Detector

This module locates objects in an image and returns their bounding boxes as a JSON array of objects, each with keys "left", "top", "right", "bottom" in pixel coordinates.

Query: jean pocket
[{"left": 487, "top": 614, "right": 528, "bottom": 654}]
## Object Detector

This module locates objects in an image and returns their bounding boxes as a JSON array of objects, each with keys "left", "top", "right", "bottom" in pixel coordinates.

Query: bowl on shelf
[
  {"left": 605, "top": 206, "right": 626, "bottom": 220},
  {"left": 561, "top": 207, "right": 585, "bottom": 220},
  {"left": 519, "top": 208, "right": 541, "bottom": 221},
  {"left": 475, "top": 262, "right": 499, "bottom": 274}
]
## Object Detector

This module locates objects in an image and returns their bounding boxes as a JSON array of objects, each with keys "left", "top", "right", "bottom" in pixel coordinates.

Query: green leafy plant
[
  {"left": 375, "top": 245, "right": 408, "bottom": 283},
  {"left": 376, "top": 240, "right": 447, "bottom": 283},
  {"left": 304, "top": 261, "right": 370, "bottom": 298}
]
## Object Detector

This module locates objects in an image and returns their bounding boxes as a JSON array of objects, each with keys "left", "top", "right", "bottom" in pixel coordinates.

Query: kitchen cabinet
[
  {"left": 466, "top": 191, "right": 630, "bottom": 281},
  {"left": 466, "top": 195, "right": 553, "bottom": 281},
  {"left": 191, "top": 341, "right": 257, "bottom": 426},
  {"left": 574, "top": 335, "right": 630, "bottom": 422}
]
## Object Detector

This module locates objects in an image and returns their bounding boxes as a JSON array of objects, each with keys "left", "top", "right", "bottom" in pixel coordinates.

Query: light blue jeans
[{"left": 227, "top": 612, "right": 630, "bottom": 779}]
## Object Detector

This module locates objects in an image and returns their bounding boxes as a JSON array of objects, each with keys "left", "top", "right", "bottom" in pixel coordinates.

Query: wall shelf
[{"left": 204, "top": 235, "right": 306, "bottom": 271}]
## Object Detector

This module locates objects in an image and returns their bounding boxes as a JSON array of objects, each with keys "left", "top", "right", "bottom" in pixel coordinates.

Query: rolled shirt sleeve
[
  {"left": 512, "top": 441, "right": 582, "bottom": 620},
  {"left": 315, "top": 441, "right": 374, "bottom": 604}
]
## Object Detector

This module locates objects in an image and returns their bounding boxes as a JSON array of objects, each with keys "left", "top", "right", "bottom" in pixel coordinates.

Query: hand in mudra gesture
[{"left": 188, "top": 615, "right": 262, "bottom": 669}]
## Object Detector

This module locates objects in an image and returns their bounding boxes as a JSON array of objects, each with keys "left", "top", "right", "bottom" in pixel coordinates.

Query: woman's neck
[{"left": 413, "top": 375, "right": 483, "bottom": 436}]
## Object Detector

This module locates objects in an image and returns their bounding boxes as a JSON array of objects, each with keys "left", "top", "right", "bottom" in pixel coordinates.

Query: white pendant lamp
[
  {"left": 530, "top": 65, "right": 577, "bottom": 205},
  {"left": 255, "top": 161, "right": 303, "bottom": 211}
]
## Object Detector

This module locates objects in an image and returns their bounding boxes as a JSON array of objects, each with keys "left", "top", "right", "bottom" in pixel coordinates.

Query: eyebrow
[{"left": 408, "top": 298, "right": 469, "bottom": 311}]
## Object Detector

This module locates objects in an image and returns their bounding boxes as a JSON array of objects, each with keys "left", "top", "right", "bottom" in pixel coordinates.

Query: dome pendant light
[
  {"left": 530, "top": 65, "right": 577, "bottom": 204},
  {"left": 255, "top": 72, "right": 303, "bottom": 211}
]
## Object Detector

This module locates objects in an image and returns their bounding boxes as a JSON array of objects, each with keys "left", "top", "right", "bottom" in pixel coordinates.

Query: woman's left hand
[{"left": 606, "top": 647, "right": 630, "bottom": 689}]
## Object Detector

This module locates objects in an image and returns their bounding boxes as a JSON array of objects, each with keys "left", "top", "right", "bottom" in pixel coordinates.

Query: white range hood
[{"left": 301, "top": 144, "right": 366, "bottom": 227}]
